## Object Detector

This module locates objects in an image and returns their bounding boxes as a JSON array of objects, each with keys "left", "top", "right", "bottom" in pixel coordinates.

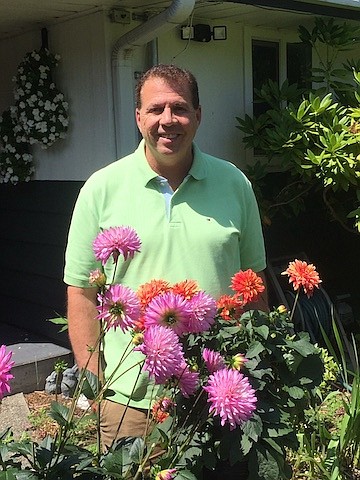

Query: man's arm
[{"left": 67, "top": 285, "right": 102, "bottom": 378}]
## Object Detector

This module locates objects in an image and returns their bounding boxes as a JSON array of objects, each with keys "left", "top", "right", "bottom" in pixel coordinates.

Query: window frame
[{"left": 243, "top": 26, "right": 302, "bottom": 166}]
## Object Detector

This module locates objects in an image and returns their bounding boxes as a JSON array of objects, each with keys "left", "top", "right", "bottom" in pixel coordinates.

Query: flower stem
[{"left": 289, "top": 289, "right": 300, "bottom": 324}]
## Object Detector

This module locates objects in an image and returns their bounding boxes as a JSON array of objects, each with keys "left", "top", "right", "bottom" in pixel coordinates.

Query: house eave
[{"left": 230, "top": 0, "right": 360, "bottom": 20}]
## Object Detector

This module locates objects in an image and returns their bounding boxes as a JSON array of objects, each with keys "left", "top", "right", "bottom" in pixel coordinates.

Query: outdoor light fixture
[
  {"left": 213, "top": 26, "right": 227, "bottom": 40},
  {"left": 180, "top": 24, "right": 227, "bottom": 42}
]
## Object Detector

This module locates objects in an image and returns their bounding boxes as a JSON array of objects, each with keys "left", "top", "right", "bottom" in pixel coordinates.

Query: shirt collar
[{"left": 135, "top": 139, "right": 207, "bottom": 186}]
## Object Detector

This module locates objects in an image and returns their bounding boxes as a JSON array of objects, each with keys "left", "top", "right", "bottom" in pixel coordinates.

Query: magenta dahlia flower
[
  {"left": 204, "top": 368, "right": 257, "bottom": 430},
  {"left": 97, "top": 284, "right": 140, "bottom": 331},
  {"left": 144, "top": 292, "right": 191, "bottom": 336},
  {"left": 0, "top": 345, "right": 14, "bottom": 400},
  {"left": 175, "top": 363, "right": 200, "bottom": 397},
  {"left": 136, "top": 325, "right": 185, "bottom": 384},
  {"left": 186, "top": 291, "right": 217, "bottom": 333},
  {"left": 93, "top": 226, "right": 141, "bottom": 265},
  {"left": 202, "top": 348, "right": 226, "bottom": 373}
]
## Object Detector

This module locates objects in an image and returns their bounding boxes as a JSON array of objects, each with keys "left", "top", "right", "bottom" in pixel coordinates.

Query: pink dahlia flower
[
  {"left": 0, "top": 345, "right": 14, "bottom": 400},
  {"left": 136, "top": 325, "right": 185, "bottom": 384},
  {"left": 155, "top": 469, "right": 177, "bottom": 480},
  {"left": 144, "top": 292, "right": 191, "bottom": 336},
  {"left": 204, "top": 368, "right": 257, "bottom": 430},
  {"left": 93, "top": 226, "right": 141, "bottom": 265},
  {"left": 175, "top": 363, "right": 200, "bottom": 398},
  {"left": 97, "top": 284, "right": 140, "bottom": 331},
  {"left": 202, "top": 348, "right": 226, "bottom": 373},
  {"left": 186, "top": 291, "right": 217, "bottom": 334}
]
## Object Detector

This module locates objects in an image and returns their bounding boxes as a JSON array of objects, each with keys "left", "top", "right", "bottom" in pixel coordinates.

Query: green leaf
[
  {"left": 246, "top": 341, "right": 265, "bottom": 358},
  {"left": 0, "top": 471, "right": 17, "bottom": 480},
  {"left": 47, "top": 316, "right": 68, "bottom": 333},
  {"left": 101, "top": 448, "right": 128, "bottom": 476},
  {"left": 267, "top": 425, "right": 293, "bottom": 438},
  {"left": 7, "top": 441, "right": 33, "bottom": 458},
  {"left": 248, "top": 445, "right": 281, "bottom": 480},
  {"left": 49, "top": 401, "right": 70, "bottom": 427},
  {"left": 47, "top": 316, "right": 68, "bottom": 326},
  {"left": 242, "top": 414, "right": 263, "bottom": 442},
  {"left": 253, "top": 325, "right": 270, "bottom": 340},
  {"left": 283, "top": 385, "right": 305, "bottom": 399},
  {"left": 81, "top": 369, "right": 100, "bottom": 399},
  {"left": 1, "top": 471, "right": 39, "bottom": 480},
  {"left": 284, "top": 333, "right": 316, "bottom": 357},
  {"left": 240, "top": 434, "right": 253, "bottom": 456},
  {"left": 34, "top": 436, "right": 55, "bottom": 469},
  {"left": 129, "top": 437, "right": 144, "bottom": 463},
  {"left": 263, "top": 437, "right": 284, "bottom": 455},
  {"left": 174, "top": 470, "right": 198, "bottom": 480}
]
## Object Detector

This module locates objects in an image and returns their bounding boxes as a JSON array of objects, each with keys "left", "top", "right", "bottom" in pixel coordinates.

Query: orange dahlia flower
[
  {"left": 172, "top": 279, "right": 199, "bottom": 299},
  {"left": 217, "top": 294, "right": 244, "bottom": 321},
  {"left": 137, "top": 279, "right": 171, "bottom": 308},
  {"left": 230, "top": 269, "right": 265, "bottom": 304},
  {"left": 281, "top": 259, "right": 321, "bottom": 297}
]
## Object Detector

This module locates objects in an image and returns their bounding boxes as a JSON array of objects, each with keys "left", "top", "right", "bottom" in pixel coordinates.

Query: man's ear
[
  {"left": 135, "top": 108, "right": 141, "bottom": 130},
  {"left": 196, "top": 106, "right": 202, "bottom": 126}
]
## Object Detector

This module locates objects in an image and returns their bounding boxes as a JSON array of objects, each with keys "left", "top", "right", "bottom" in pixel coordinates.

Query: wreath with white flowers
[
  {"left": 0, "top": 109, "right": 34, "bottom": 184},
  {"left": 0, "top": 48, "right": 69, "bottom": 185}
]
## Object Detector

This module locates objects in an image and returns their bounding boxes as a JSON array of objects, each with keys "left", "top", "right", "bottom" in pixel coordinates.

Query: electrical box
[{"left": 110, "top": 9, "right": 131, "bottom": 24}]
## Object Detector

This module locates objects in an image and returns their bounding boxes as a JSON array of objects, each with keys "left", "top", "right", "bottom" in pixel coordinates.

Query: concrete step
[
  {"left": 2, "top": 323, "right": 73, "bottom": 395},
  {"left": 9, "top": 342, "right": 73, "bottom": 394}
]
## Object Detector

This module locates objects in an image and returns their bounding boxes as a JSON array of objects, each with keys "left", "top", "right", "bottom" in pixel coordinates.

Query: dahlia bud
[{"left": 89, "top": 269, "right": 107, "bottom": 287}]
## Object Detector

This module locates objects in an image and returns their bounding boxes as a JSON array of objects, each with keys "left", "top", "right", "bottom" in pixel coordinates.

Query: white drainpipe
[{"left": 111, "top": 0, "right": 195, "bottom": 159}]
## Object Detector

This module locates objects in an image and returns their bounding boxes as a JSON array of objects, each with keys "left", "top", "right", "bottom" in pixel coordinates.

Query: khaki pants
[{"left": 100, "top": 399, "right": 148, "bottom": 451}]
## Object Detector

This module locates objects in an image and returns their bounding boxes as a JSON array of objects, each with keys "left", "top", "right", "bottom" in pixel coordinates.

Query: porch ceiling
[{"left": 0, "top": 0, "right": 357, "bottom": 41}]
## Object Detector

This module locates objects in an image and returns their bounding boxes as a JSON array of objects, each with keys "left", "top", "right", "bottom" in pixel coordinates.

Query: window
[
  {"left": 252, "top": 40, "right": 279, "bottom": 117},
  {"left": 244, "top": 28, "right": 312, "bottom": 161},
  {"left": 251, "top": 39, "right": 311, "bottom": 117},
  {"left": 287, "top": 42, "right": 312, "bottom": 90}
]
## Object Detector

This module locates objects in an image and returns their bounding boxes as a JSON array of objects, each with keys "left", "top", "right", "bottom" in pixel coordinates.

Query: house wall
[
  {"left": 158, "top": 22, "right": 246, "bottom": 168},
  {"left": 0, "top": 10, "right": 146, "bottom": 182},
  {"left": 3, "top": 10, "right": 357, "bottom": 180},
  {"left": 0, "top": 11, "right": 301, "bottom": 182}
]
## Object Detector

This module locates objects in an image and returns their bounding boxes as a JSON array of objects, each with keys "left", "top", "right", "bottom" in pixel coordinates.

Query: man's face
[{"left": 135, "top": 77, "right": 201, "bottom": 166}]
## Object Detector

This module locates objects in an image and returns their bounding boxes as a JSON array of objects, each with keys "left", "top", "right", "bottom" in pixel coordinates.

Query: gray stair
[{"left": 2, "top": 324, "right": 73, "bottom": 394}]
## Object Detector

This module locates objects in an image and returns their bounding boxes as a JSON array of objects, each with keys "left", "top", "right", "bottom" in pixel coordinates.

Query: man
[{"left": 64, "top": 64, "right": 267, "bottom": 449}]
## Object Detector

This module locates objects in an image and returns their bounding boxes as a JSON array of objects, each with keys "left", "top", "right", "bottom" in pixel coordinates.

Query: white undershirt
[{"left": 155, "top": 175, "right": 190, "bottom": 219}]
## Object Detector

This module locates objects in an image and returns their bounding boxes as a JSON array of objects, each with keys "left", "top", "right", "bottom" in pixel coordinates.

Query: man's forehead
[{"left": 141, "top": 77, "right": 190, "bottom": 97}]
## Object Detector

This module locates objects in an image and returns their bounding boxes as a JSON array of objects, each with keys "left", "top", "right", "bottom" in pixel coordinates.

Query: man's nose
[{"left": 160, "top": 106, "right": 174, "bottom": 125}]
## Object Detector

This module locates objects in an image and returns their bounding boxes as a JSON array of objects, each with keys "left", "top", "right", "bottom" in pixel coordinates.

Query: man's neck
[
  {"left": 154, "top": 164, "right": 191, "bottom": 191},
  {"left": 145, "top": 149, "right": 193, "bottom": 191}
]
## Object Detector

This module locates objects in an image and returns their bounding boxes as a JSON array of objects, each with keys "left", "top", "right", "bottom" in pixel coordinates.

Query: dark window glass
[
  {"left": 252, "top": 40, "right": 279, "bottom": 117},
  {"left": 287, "top": 42, "right": 312, "bottom": 90}
]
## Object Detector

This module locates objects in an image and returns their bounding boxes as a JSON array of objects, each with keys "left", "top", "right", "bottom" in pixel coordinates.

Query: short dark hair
[{"left": 135, "top": 64, "right": 199, "bottom": 109}]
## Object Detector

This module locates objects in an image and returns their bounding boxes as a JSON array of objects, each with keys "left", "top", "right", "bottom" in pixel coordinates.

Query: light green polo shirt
[{"left": 64, "top": 141, "right": 266, "bottom": 408}]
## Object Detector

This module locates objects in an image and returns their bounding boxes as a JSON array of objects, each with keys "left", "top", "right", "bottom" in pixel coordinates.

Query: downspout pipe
[{"left": 112, "top": 0, "right": 195, "bottom": 158}]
